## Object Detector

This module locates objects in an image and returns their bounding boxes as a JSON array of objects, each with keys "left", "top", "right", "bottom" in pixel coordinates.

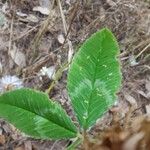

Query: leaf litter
[{"left": 0, "top": 0, "right": 150, "bottom": 149}]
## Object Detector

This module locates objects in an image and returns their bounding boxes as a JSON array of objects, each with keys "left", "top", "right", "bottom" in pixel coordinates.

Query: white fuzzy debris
[
  {"left": 0, "top": 75, "right": 23, "bottom": 92},
  {"left": 129, "top": 55, "right": 139, "bottom": 66},
  {"left": 57, "top": 34, "right": 65, "bottom": 44},
  {"left": 114, "top": 100, "right": 118, "bottom": 106},
  {"left": 39, "top": 66, "right": 55, "bottom": 80}
]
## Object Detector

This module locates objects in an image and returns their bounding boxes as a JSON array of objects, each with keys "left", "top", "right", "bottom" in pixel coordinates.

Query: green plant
[{"left": 0, "top": 28, "right": 121, "bottom": 149}]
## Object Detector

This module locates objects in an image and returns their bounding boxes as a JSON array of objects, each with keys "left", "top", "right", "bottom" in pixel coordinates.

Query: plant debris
[{"left": 0, "top": 0, "right": 149, "bottom": 149}]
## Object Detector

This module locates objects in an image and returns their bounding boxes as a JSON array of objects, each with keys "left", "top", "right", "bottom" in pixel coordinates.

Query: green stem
[
  {"left": 45, "top": 62, "right": 69, "bottom": 94},
  {"left": 67, "top": 137, "right": 82, "bottom": 150}
]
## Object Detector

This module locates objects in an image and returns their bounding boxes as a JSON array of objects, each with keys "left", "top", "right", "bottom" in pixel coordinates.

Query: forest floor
[{"left": 0, "top": 0, "right": 150, "bottom": 150}]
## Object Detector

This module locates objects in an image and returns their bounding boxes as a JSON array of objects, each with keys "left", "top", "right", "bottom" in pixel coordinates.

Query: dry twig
[{"left": 57, "top": 0, "right": 74, "bottom": 63}]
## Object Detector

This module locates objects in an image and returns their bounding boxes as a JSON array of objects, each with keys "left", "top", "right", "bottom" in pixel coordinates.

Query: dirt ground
[{"left": 0, "top": 0, "right": 150, "bottom": 149}]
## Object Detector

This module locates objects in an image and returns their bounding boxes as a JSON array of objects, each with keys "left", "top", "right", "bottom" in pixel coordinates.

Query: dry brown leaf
[
  {"left": 39, "top": 0, "right": 52, "bottom": 8},
  {"left": 10, "top": 44, "right": 26, "bottom": 68},
  {"left": 131, "top": 116, "right": 145, "bottom": 132},
  {"left": 0, "top": 61, "right": 2, "bottom": 73},
  {"left": 106, "top": 0, "right": 117, "bottom": 7},
  {"left": 0, "top": 128, "right": 2, "bottom": 135},
  {"left": 146, "top": 80, "right": 150, "bottom": 98},
  {"left": 123, "top": 132, "right": 144, "bottom": 150},
  {"left": 146, "top": 80, "right": 150, "bottom": 92},
  {"left": 137, "top": 90, "right": 150, "bottom": 99},
  {"left": 15, "top": 146, "right": 25, "bottom": 150},
  {"left": 0, "top": 135, "right": 5, "bottom": 145},
  {"left": 146, "top": 104, "right": 150, "bottom": 114},
  {"left": 26, "top": 14, "right": 39, "bottom": 23},
  {"left": 123, "top": 92, "right": 137, "bottom": 107},
  {"left": 24, "top": 141, "right": 32, "bottom": 150},
  {"left": 33, "top": 6, "right": 50, "bottom": 15},
  {"left": 0, "top": 37, "right": 7, "bottom": 50}
]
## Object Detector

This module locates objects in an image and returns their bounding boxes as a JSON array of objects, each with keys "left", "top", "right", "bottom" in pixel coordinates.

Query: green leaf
[
  {"left": 67, "top": 28, "right": 122, "bottom": 129},
  {"left": 0, "top": 88, "right": 77, "bottom": 139}
]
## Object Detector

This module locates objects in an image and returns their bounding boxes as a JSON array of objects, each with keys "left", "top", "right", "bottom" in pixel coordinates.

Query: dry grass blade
[
  {"left": 57, "top": 0, "right": 74, "bottom": 63},
  {"left": 0, "top": 0, "right": 149, "bottom": 149},
  {"left": 135, "top": 42, "right": 150, "bottom": 59},
  {"left": 31, "top": 9, "right": 56, "bottom": 61}
]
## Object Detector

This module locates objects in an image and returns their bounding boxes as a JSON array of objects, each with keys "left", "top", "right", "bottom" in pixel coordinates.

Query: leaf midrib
[
  {"left": 85, "top": 46, "right": 102, "bottom": 128},
  {"left": 0, "top": 101, "right": 77, "bottom": 134}
]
